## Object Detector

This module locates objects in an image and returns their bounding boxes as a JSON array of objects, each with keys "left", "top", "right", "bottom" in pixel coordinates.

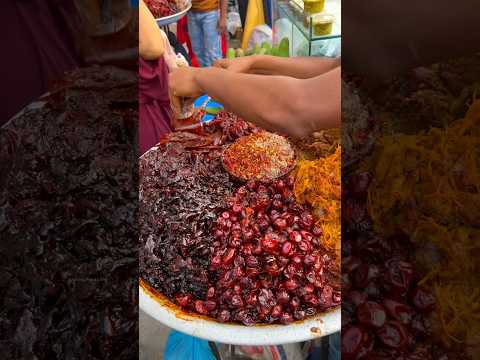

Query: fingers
[
  {"left": 214, "top": 59, "right": 229, "bottom": 69},
  {"left": 169, "top": 92, "right": 182, "bottom": 119}
]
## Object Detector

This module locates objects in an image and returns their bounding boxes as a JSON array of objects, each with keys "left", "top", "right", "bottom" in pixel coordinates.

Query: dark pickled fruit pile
[
  {"left": 139, "top": 134, "right": 234, "bottom": 300},
  {"left": 0, "top": 66, "right": 138, "bottom": 359},
  {"left": 341, "top": 172, "right": 458, "bottom": 360}
]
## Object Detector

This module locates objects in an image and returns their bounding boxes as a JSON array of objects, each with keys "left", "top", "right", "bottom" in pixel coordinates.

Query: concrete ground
[{"left": 139, "top": 309, "right": 170, "bottom": 360}]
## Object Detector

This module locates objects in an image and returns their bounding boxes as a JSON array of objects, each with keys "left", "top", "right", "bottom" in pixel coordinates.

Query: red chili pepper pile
[
  {"left": 204, "top": 110, "right": 259, "bottom": 145},
  {"left": 144, "top": 0, "right": 177, "bottom": 18},
  {"left": 223, "top": 132, "right": 296, "bottom": 181}
]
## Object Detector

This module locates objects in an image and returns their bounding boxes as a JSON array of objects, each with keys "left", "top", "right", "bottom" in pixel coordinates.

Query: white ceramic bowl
[
  {"left": 139, "top": 141, "right": 341, "bottom": 346},
  {"left": 140, "top": 282, "right": 340, "bottom": 345}
]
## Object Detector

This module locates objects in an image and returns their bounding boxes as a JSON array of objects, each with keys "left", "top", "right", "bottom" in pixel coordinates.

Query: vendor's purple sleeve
[{"left": 139, "top": 56, "right": 174, "bottom": 155}]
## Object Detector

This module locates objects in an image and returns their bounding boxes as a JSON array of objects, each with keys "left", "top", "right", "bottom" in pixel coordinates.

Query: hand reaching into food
[
  {"left": 169, "top": 64, "right": 340, "bottom": 138},
  {"left": 214, "top": 56, "right": 256, "bottom": 74},
  {"left": 168, "top": 67, "right": 203, "bottom": 119},
  {"left": 215, "top": 55, "right": 340, "bottom": 78}
]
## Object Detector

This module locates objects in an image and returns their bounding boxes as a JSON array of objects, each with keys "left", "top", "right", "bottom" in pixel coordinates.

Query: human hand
[
  {"left": 214, "top": 55, "right": 257, "bottom": 73},
  {"left": 217, "top": 15, "right": 227, "bottom": 34},
  {"left": 168, "top": 67, "right": 203, "bottom": 116},
  {"left": 159, "top": 30, "right": 178, "bottom": 72}
]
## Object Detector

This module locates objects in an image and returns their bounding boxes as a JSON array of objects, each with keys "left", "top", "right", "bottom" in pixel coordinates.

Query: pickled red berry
[
  {"left": 384, "top": 259, "right": 413, "bottom": 292},
  {"left": 411, "top": 314, "right": 432, "bottom": 337},
  {"left": 348, "top": 172, "right": 371, "bottom": 199},
  {"left": 276, "top": 289, "right": 290, "bottom": 304},
  {"left": 303, "top": 254, "right": 317, "bottom": 266},
  {"left": 342, "top": 326, "right": 369, "bottom": 359},
  {"left": 272, "top": 199, "right": 283, "bottom": 210},
  {"left": 205, "top": 301, "right": 216, "bottom": 311},
  {"left": 284, "top": 279, "right": 298, "bottom": 291},
  {"left": 231, "top": 295, "right": 244, "bottom": 307},
  {"left": 206, "top": 287, "right": 215, "bottom": 298},
  {"left": 232, "top": 203, "right": 242, "bottom": 214},
  {"left": 246, "top": 180, "right": 257, "bottom": 191},
  {"left": 175, "top": 293, "right": 192, "bottom": 307},
  {"left": 245, "top": 255, "right": 259, "bottom": 268},
  {"left": 291, "top": 255, "right": 303, "bottom": 264},
  {"left": 304, "top": 294, "right": 319, "bottom": 306},
  {"left": 280, "top": 312, "right": 294, "bottom": 324},
  {"left": 271, "top": 304, "right": 283, "bottom": 318},
  {"left": 273, "top": 218, "right": 287, "bottom": 230},
  {"left": 289, "top": 231, "right": 302, "bottom": 243},
  {"left": 218, "top": 310, "right": 231, "bottom": 322},
  {"left": 300, "top": 230, "right": 313, "bottom": 241},
  {"left": 342, "top": 256, "right": 361, "bottom": 273},
  {"left": 357, "top": 301, "right": 387, "bottom": 328},
  {"left": 376, "top": 321, "right": 408, "bottom": 349},
  {"left": 342, "top": 310, "right": 353, "bottom": 328},
  {"left": 222, "top": 248, "right": 236, "bottom": 265},
  {"left": 298, "top": 241, "right": 311, "bottom": 252},
  {"left": 274, "top": 179, "right": 285, "bottom": 191},
  {"left": 347, "top": 290, "right": 368, "bottom": 306},
  {"left": 281, "top": 241, "right": 293, "bottom": 256},
  {"left": 286, "top": 176, "right": 295, "bottom": 187},
  {"left": 353, "top": 264, "right": 379, "bottom": 288},
  {"left": 261, "top": 234, "right": 278, "bottom": 253},
  {"left": 364, "top": 281, "right": 382, "bottom": 300},
  {"left": 300, "top": 212, "right": 314, "bottom": 229},
  {"left": 214, "top": 229, "right": 224, "bottom": 240},
  {"left": 194, "top": 300, "right": 209, "bottom": 315},
  {"left": 410, "top": 287, "right": 435, "bottom": 313},
  {"left": 312, "top": 226, "right": 322, "bottom": 237},
  {"left": 383, "top": 299, "right": 413, "bottom": 324}
]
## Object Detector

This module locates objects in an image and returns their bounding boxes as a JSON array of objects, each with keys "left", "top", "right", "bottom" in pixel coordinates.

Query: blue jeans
[{"left": 187, "top": 10, "right": 222, "bottom": 67}]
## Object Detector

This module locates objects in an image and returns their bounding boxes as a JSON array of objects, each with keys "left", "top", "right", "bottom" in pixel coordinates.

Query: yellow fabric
[{"left": 241, "top": 0, "right": 265, "bottom": 49}]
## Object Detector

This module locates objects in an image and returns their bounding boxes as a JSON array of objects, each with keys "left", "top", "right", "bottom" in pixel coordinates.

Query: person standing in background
[{"left": 188, "top": 0, "right": 227, "bottom": 66}]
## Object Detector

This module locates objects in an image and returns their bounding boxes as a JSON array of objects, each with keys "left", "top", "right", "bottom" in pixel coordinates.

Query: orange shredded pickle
[
  {"left": 364, "top": 100, "right": 480, "bottom": 346},
  {"left": 293, "top": 146, "right": 341, "bottom": 256}
]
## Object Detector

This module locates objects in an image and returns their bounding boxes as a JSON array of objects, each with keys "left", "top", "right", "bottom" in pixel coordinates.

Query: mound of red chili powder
[{"left": 223, "top": 132, "right": 296, "bottom": 181}]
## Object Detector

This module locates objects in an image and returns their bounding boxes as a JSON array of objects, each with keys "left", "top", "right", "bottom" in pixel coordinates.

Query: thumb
[{"left": 169, "top": 91, "right": 183, "bottom": 119}]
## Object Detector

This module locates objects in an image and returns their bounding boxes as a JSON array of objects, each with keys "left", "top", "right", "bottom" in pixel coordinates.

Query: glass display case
[{"left": 272, "top": 0, "right": 341, "bottom": 57}]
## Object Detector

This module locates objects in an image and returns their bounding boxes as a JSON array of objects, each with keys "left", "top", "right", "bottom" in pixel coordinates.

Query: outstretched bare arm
[{"left": 169, "top": 66, "right": 340, "bottom": 138}]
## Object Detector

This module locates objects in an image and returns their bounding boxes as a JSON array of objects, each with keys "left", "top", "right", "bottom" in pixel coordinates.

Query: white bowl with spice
[{"left": 140, "top": 281, "right": 340, "bottom": 345}]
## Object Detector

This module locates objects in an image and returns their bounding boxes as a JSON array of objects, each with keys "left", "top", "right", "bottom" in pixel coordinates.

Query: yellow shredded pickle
[
  {"left": 293, "top": 146, "right": 341, "bottom": 256},
  {"left": 364, "top": 100, "right": 480, "bottom": 346}
]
